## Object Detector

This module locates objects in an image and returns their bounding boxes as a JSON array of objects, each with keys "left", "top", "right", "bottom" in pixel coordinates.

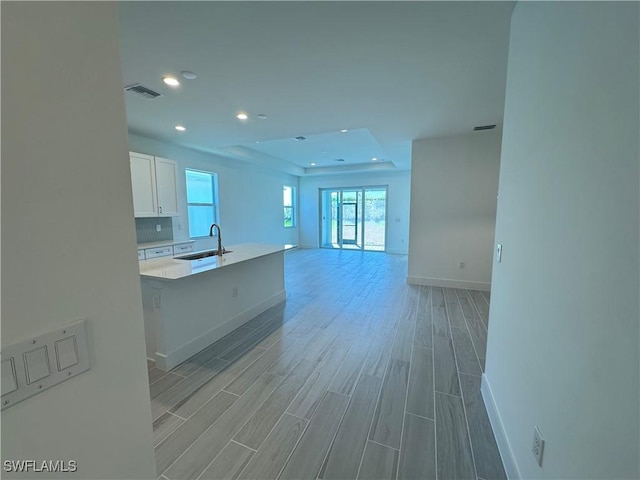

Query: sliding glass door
[{"left": 320, "top": 186, "right": 387, "bottom": 251}]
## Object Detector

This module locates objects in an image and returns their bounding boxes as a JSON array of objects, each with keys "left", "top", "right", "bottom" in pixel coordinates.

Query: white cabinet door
[
  {"left": 154, "top": 157, "right": 179, "bottom": 217},
  {"left": 130, "top": 152, "right": 158, "bottom": 217}
]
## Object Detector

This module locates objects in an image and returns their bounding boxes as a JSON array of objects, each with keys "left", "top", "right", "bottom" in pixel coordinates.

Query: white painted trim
[
  {"left": 407, "top": 275, "right": 491, "bottom": 291},
  {"left": 153, "top": 290, "right": 286, "bottom": 370},
  {"left": 481, "top": 374, "right": 521, "bottom": 479}
]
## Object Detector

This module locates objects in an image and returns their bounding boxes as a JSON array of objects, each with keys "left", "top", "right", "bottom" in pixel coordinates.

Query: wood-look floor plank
[
  {"left": 406, "top": 346, "right": 434, "bottom": 419},
  {"left": 219, "top": 317, "right": 285, "bottom": 363},
  {"left": 171, "top": 327, "right": 253, "bottom": 377},
  {"left": 155, "top": 390, "right": 238, "bottom": 475},
  {"left": 152, "top": 412, "right": 184, "bottom": 447},
  {"left": 287, "top": 343, "right": 350, "bottom": 419},
  {"left": 414, "top": 287, "right": 432, "bottom": 349},
  {"left": 279, "top": 391, "right": 350, "bottom": 480},
  {"left": 398, "top": 413, "right": 436, "bottom": 480},
  {"left": 150, "top": 372, "right": 185, "bottom": 400},
  {"left": 224, "top": 339, "right": 295, "bottom": 395},
  {"left": 433, "top": 336, "right": 461, "bottom": 396},
  {"left": 234, "top": 359, "right": 316, "bottom": 450},
  {"left": 198, "top": 441, "right": 255, "bottom": 480},
  {"left": 320, "top": 375, "right": 383, "bottom": 480},
  {"left": 450, "top": 326, "right": 482, "bottom": 377},
  {"left": 435, "top": 392, "right": 475, "bottom": 480},
  {"left": 358, "top": 441, "right": 399, "bottom": 480},
  {"left": 369, "top": 358, "right": 410, "bottom": 449},
  {"left": 169, "top": 347, "right": 266, "bottom": 418},
  {"left": 361, "top": 333, "right": 394, "bottom": 378},
  {"left": 446, "top": 298, "right": 468, "bottom": 331},
  {"left": 456, "top": 290, "right": 488, "bottom": 368},
  {"left": 443, "top": 287, "right": 459, "bottom": 304},
  {"left": 151, "top": 358, "right": 230, "bottom": 421},
  {"left": 328, "top": 339, "right": 371, "bottom": 395},
  {"left": 459, "top": 374, "right": 507, "bottom": 480},
  {"left": 148, "top": 367, "right": 169, "bottom": 385},
  {"left": 432, "top": 287, "right": 451, "bottom": 338},
  {"left": 469, "top": 290, "right": 490, "bottom": 329},
  {"left": 164, "top": 373, "right": 282, "bottom": 480},
  {"left": 390, "top": 287, "right": 418, "bottom": 362},
  {"left": 236, "top": 414, "right": 308, "bottom": 480}
]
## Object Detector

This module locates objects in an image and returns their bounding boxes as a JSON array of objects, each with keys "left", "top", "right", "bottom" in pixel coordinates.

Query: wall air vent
[
  {"left": 125, "top": 83, "right": 162, "bottom": 99},
  {"left": 293, "top": 136, "right": 307, "bottom": 142},
  {"left": 474, "top": 124, "right": 496, "bottom": 131},
  {"left": 334, "top": 158, "right": 345, "bottom": 162}
]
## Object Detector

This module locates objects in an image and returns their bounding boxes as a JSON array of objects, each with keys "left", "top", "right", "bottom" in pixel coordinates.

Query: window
[
  {"left": 185, "top": 169, "right": 218, "bottom": 238},
  {"left": 283, "top": 185, "right": 296, "bottom": 228}
]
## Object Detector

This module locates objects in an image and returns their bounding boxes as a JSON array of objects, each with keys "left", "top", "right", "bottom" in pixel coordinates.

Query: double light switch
[{"left": 1, "top": 319, "right": 90, "bottom": 410}]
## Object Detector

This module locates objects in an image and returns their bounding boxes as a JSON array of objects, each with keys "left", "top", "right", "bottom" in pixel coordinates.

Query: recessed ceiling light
[
  {"left": 181, "top": 71, "right": 197, "bottom": 80},
  {"left": 175, "top": 125, "right": 186, "bottom": 131},
  {"left": 310, "top": 162, "right": 316, "bottom": 166},
  {"left": 162, "top": 76, "right": 180, "bottom": 87},
  {"left": 256, "top": 114, "right": 268, "bottom": 120},
  {"left": 340, "top": 129, "right": 348, "bottom": 133},
  {"left": 236, "top": 113, "right": 248, "bottom": 120},
  {"left": 371, "top": 157, "right": 378, "bottom": 161}
]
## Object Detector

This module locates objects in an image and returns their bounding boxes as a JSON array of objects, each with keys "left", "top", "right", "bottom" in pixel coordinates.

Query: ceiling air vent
[
  {"left": 474, "top": 124, "right": 496, "bottom": 131},
  {"left": 293, "top": 136, "right": 307, "bottom": 142},
  {"left": 334, "top": 158, "right": 345, "bottom": 162},
  {"left": 125, "top": 83, "right": 162, "bottom": 99}
]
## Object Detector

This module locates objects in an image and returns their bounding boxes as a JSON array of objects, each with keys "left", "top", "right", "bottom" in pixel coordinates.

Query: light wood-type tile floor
[{"left": 148, "top": 248, "right": 506, "bottom": 480}]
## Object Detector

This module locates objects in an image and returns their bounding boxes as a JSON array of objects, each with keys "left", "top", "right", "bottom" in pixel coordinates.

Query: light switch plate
[
  {"left": 497, "top": 243, "right": 502, "bottom": 263},
  {"left": 1, "top": 319, "right": 90, "bottom": 410}
]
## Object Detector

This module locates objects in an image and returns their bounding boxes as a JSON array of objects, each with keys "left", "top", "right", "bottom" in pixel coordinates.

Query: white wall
[
  {"left": 483, "top": 2, "right": 639, "bottom": 479},
  {"left": 128, "top": 135, "right": 300, "bottom": 251},
  {"left": 298, "top": 170, "right": 411, "bottom": 254},
  {"left": 408, "top": 132, "right": 501, "bottom": 290},
  {"left": 2, "top": 3, "right": 156, "bottom": 479}
]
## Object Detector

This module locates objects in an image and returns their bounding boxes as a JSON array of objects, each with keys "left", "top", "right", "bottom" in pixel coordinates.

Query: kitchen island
[{"left": 139, "top": 243, "right": 296, "bottom": 370}]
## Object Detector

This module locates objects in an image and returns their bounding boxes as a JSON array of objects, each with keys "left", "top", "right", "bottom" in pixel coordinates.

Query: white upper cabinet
[
  {"left": 154, "top": 157, "right": 179, "bottom": 216},
  {"left": 129, "top": 152, "right": 178, "bottom": 218},
  {"left": 130, "top": 152, "right": 157, "bottom": 217}
]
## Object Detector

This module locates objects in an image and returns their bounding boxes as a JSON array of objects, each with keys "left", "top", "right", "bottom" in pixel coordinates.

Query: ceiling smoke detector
[
  {"left": 474, "top": 124, "right": 497, "bottom": 131},
  {"left": 334, "top": 158, "right": 345, "bottom": 162},
  {"left": 293, "top": 136, "right": 307, "bottom": 142}
]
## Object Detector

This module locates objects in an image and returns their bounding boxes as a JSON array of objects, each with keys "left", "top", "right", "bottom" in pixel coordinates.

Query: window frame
[
  {"left": 185, "top": 168, "right": 219, "bottom": 239},
  {"left": 283, "top": 185, "right": 296, "bottom": 228}
]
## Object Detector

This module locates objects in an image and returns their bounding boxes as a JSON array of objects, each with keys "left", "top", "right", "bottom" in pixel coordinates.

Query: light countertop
[
  {"left": 139, "top": 243, "right": 297, "bottom": 280},
  {"left": 137, "top": 239, "right": 194, "bottom": 249}
]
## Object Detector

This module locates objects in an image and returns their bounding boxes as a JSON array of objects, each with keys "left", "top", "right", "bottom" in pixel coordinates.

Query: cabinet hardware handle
[{"left": 159, "top": 206, "right": 163, "bottom": 213}]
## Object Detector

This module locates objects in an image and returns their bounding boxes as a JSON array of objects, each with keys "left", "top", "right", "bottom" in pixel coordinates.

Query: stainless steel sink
[{"left": 176, "top": 250, "right": 232, "bottom": 261}]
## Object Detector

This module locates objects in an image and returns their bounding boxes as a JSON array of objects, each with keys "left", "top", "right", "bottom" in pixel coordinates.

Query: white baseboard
[
  {"left": 407, "top": 275, "right": 491, "bottom": 291},
  {"left": 385, "top": 248, "right": 408, "bottom": 255},
  {"left": 481, "top": 374, "right": 521, "bottom": 479},
  {"left": 154, "top": 290, "right": 286, "bottom": 370}
]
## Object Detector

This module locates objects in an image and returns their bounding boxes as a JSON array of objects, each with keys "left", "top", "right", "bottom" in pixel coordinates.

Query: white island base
[{"left": 139, "top": 244, "right": 292, "bottom": 371}]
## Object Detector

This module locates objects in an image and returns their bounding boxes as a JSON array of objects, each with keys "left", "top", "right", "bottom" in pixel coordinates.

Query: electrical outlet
[
  {"left": 459, "top": 261, "right": 465, "bottom": 269},
  {"left": 153, "top": 295, "right": 161, "bottom": 309},
  {"left": 156, "top": 224, "right": 161, "bottom": 232},
  {"left": 532, "top": 426, "right": 545, "bottom": 467},
  {"left": 232, "top": 287, "right": 238, "bottom": 298}
]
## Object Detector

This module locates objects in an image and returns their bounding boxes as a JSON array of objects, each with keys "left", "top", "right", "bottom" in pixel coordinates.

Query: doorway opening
[{"left": 319, "top": 186, "right": 387, "bottom": 251}]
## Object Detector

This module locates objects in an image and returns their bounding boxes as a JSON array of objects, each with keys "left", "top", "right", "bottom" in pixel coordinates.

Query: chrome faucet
[{"left": 209, "top": 223, "right": 223, "bottom": 256}]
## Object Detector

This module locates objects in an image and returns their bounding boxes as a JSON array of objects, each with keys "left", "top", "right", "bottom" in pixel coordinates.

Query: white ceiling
[{"left": 118, "top": 1, "right": 514, "bottom": 176}]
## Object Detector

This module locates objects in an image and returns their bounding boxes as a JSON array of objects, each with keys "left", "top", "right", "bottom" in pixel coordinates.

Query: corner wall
[
  {"left": 1, "top": 3, "right": 156, "bottom": 478},
  {"left": 408, "top": 132, "right": 501, "bottom": 290},
  {"left": 484, "top": 2, "right": 639, "bottom": 478},
  {"left": 128, "top": 135, "right": 300, "bottom": 251}
]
